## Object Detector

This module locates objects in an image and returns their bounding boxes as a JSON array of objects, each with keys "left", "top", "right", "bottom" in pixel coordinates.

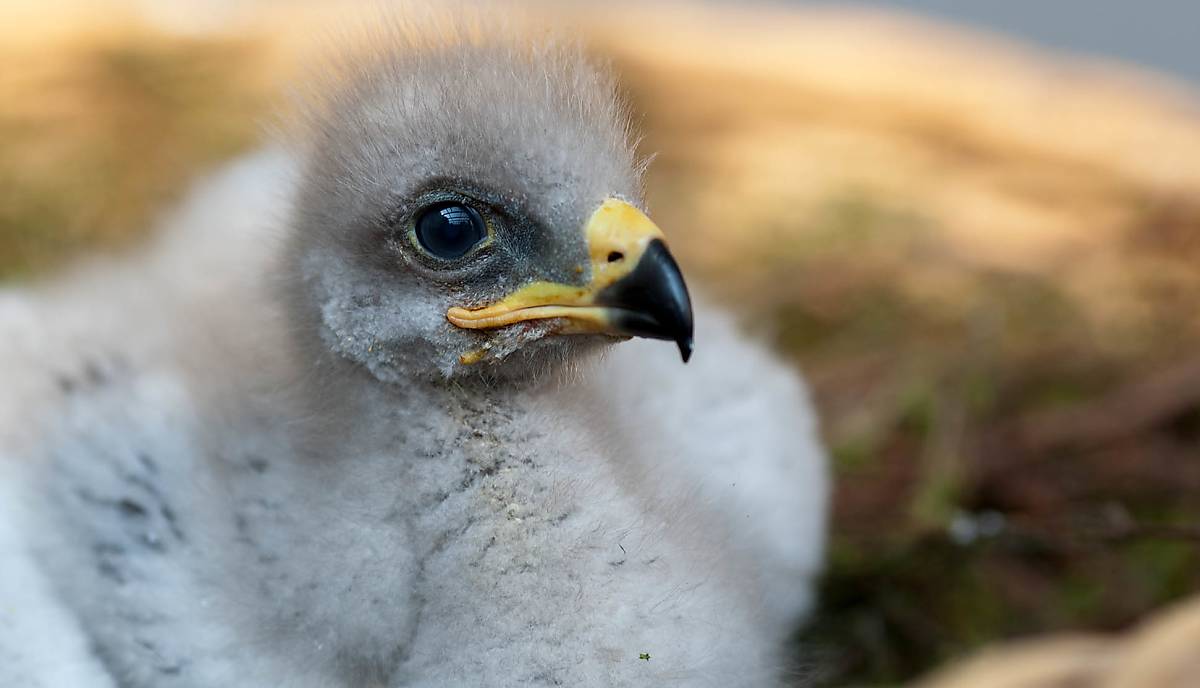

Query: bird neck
[
  {"left": 210, "top": 346, "right": 571, "bottom": 681},
  {"left": 284, "top": 342, "right": 527, "bottom": 458}
]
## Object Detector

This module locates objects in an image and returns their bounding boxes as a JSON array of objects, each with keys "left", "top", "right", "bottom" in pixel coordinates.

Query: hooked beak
[{"left": 446, "top": 198, "right": 694, "bottom": 362}]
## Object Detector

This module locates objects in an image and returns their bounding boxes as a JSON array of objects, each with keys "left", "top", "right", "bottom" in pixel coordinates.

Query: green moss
[{"left": 831, "top": 434, "right": 879, "bottom": 473}]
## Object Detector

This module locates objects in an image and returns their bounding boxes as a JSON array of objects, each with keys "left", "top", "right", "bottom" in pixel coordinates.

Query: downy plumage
[{"left": 0, "top": 18, "right": 827, "bottom": 687}]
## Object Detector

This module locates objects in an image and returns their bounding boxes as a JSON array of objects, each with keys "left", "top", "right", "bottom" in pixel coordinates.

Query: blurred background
[{"left": 3, "top": 1, "right": 1199, "bottom": 685}]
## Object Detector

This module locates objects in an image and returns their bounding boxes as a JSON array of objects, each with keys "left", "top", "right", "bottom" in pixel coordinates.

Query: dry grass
[
  {"left": 0, "top": 26, "right": 270, "bottom": 278},
  {"left": 2, "top": 1, "right": 1200, "bottom": 685},
  {"left": 916, "top": 594, "right": 1200, "bottom": 688}
]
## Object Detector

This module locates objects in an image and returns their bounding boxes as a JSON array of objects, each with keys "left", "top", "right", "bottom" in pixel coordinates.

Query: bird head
[{"left": 284, "top": 26, "right": 693, "bottom": 382}]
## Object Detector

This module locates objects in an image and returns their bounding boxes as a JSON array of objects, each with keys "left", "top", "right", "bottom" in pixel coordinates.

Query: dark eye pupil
[{"left": 415, "top": 202, "right": 485, "bottom": 259}]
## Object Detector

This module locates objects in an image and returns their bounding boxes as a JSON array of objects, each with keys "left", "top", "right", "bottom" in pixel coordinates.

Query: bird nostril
[{"left": 607, "top": 251, "right": 624, "bottom": 263}]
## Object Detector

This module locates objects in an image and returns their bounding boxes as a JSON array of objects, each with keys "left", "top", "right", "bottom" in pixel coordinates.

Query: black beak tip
[
  {"left": 596, "top": 238, "right": 695, "bottom": 364},
  {"left": 678, "top": 336, "right": 693, "bottom": 363}
]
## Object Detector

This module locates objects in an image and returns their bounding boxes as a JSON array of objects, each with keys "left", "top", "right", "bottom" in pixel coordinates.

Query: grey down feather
[{"left": 0, "top": 20, "right": 828, "bottom": 688}]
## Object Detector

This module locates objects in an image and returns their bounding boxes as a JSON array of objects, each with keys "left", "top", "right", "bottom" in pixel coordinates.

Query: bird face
[
  {"left": 443, "top": 197, "right": 693, "bottom": 361},
  {"left": 286, "top": 37, "right": 693, "bottom": 381}
]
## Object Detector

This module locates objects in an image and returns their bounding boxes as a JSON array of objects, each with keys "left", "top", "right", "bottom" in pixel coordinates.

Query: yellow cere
[{"left": 446, "top": 198, "right": 665, "bottom": 334}]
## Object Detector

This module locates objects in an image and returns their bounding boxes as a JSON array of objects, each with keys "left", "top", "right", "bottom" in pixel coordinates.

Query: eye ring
[{"left": 411, "top": 201, "right": 489, "bottom": 261}]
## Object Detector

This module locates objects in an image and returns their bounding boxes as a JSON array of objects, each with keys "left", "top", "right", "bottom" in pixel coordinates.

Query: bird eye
[{"left": 414, "top": 202, "right": 487, "bottom": 260}]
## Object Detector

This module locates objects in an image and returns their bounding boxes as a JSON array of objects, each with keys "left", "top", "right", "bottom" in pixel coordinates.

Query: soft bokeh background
[{"left": 4, "top": 1, "right": 1200, "bottom": 685}]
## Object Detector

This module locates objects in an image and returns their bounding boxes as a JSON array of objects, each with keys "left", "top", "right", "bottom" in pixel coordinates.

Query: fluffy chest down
[
  {"left": 373, "top": 384, "right": 782, "bottom": 687},
  {"left": 15, "top": 370, "right": 776, "bottom": 687},
  {"left": 244, "top": 380, "right": 789, "bottom": 686}
]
